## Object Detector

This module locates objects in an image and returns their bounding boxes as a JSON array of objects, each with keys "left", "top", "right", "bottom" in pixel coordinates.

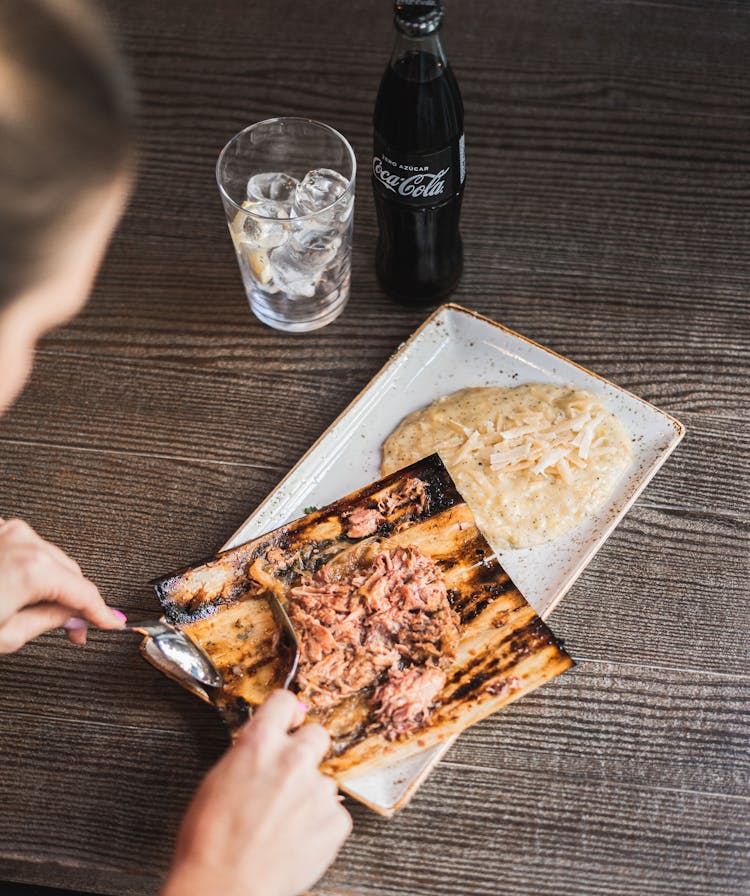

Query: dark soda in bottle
[{"left": 373, "top": 0, "right": 465, "bottom": 306}]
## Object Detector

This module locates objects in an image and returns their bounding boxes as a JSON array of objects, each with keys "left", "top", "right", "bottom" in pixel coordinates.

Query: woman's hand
[
  {"left": 0, "top": 517, "right": 125, "bottom": 652},
  {"left": 162, "top": 690, "right": 352, "bottom": 896}
]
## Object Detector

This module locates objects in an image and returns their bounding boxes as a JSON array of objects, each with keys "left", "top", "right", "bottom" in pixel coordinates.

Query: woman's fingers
[
  {"left": 0, "top": 602, "right": 72, "bottom": 653},
  {"left": 39, "top": 538, "right": 82, "bottom": 576},
  {"left": 0, "top": 530, "right": 122, "bottom": 628},
  {"left": 0, "top": 519, "right": 81, "bottom": 576},
  {"left": 289, "top": 722, "right": 332, "bottom": 765},
  {"left": 23, "top": 555, "right": 123, "bottom": 628},
  {"left": 250, "top": 690, "right": 307, "bottom": 736},
  {"left": 0, "top": 518, "right": 125, "bottom": 653},
  {"left": 63, "top": 616, "right": 89, "bottom": 645},
  {"left": 66, "top": 625, "right": 88, "bottom": 646},
  {"left": 0, "top": 518, "right": 41, "bottom": 544}
]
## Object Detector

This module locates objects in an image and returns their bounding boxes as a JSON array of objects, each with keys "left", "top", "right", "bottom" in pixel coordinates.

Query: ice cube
[
  {"left": 268, "top": 244, "right": 317, "bottom": 298},
  {"left": 292, "top": 168, "right": 350, "bottom": 217},
  {"left": 290, "top": 222, "right": 342, "bottom": 256},
  {"left": 232, "top": 199, "right": 288, "bottom": 251},
  {"left": 247, "top": 172, "right": 299, "bottom": 207},
  {"left": 269, "top": 233, "right": 339, "bottom": 299}
]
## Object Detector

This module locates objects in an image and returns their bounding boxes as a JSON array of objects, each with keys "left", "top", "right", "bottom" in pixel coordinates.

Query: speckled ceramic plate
[{"left": 221, "top": 303, "right": 685, "bottom": 815}]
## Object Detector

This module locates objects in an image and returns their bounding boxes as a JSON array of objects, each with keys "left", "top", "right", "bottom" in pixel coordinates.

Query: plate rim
[
  {"left": 222, "top": 303, "right": 456, "bottom": 550},
  {"left": 222, "top": 301, "right": 685, "bottom": 553},
  {"left": 215, "top": 301, "right": 686, "bottom": 814}
]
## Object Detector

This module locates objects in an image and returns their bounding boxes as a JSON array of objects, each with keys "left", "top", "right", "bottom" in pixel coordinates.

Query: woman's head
[{"left": 0, "top": 0, "right": 133, "bottom": 412}]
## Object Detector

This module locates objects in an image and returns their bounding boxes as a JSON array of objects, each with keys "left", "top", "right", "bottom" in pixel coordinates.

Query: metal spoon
[
  {"left": 265, "top": 592, "right": 301, "bottom": 690},
  {"left": 121, "top": 619, "right": 224, "bottom": 689},
  {"left": 98, "top": 593, "right": 297, "bottom": 695},
  {"left": 124, "top": 602, "right": 298, "bottom": 692}
]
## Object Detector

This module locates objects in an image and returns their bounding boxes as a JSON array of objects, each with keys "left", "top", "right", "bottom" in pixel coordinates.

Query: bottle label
[{"left": 372, "top": 134, "right": 464, "bottom": 206}]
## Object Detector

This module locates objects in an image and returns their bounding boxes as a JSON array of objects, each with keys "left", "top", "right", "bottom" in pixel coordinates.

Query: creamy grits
[{"left": 382, "top": 383, "right": 632, "bottom": 549}]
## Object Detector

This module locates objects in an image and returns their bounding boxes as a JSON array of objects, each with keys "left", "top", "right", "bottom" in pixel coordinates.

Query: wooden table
[{"left": 1, "top": 1, "right": 747, "bottom": 894}]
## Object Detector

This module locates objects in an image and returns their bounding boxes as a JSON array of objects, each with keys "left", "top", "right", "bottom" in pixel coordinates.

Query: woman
[{"left": 0, "top": 2, "right": 351, "bottom": 895}]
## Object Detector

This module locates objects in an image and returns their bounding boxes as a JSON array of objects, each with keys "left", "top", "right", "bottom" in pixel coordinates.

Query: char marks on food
[
  {"left": 377, "top": 475, "right": 429, "bottom": 516},
  {"left": 342, "top": 476, "right": 429, "bottom": 538},
  {"left": 286, "top": 544, "right": 459, "bottom": 738}
]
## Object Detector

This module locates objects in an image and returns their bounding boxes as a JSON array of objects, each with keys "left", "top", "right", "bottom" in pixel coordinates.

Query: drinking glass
[{"left": 216, "top": 117, "right": 356, "bottom": 333}]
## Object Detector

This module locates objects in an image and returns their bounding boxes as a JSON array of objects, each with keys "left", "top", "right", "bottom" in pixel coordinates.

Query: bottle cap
[{"left": 394, "top": 0, "right": 443, "bottom": 36}]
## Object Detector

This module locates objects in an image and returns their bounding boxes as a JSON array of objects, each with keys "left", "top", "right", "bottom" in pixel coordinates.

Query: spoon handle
[{"left": 122, "top": 620, "right": 164, "bottom": 636}]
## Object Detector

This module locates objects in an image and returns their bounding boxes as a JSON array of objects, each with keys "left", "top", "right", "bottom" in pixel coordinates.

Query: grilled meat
[
  {"left": 377, "top": 476, "right": 428, "bottom": 516},
  {"left": 288, "top": 545, "right": 459, "bottom": 734},
  {"left": 371, "top": 666, "right": 447, "bottom": 740},
  {"left": 344, "top": 506, "right": 386, "bottom": 538},
  {"left": 151, "top": 456, "right": 573, "bottom": 787},
  {"left": 342, "top": 477, "right": 428, "bottom": 538}
]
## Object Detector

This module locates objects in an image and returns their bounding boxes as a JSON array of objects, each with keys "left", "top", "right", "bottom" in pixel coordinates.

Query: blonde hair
[{"left": 0, "top": 0, "right": 134, "bottom": 304}]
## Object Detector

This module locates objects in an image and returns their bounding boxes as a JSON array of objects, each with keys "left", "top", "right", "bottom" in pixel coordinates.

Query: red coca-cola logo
[{"left": 373, "top": 156, "right": 448, "bottom": 199}]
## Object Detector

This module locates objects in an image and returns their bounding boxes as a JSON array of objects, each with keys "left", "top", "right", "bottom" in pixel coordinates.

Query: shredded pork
[
  {"left": 344, "top": 506, "right": 385, "bottom": 538},
  {"left": 371, "top": 666, "right": 447, "bottom": 740},
  {"left": 288, "top": 545, "right": 459, "bottom": 738},
  {"left": 343, "top": 476, "right": 429, "bottom": 539},
  {"left": 376, "top": 476, "right": 428, "bottom": 516}
]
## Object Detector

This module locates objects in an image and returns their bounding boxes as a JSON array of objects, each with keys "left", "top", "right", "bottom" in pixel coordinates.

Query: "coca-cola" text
[{"left": 373, "top": 156, "right": 449, "bottom": 199}]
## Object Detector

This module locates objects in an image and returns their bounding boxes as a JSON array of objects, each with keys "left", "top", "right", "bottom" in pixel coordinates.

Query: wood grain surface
[{"left": 0, "top": 0, "right": 748, "bottom": 894}]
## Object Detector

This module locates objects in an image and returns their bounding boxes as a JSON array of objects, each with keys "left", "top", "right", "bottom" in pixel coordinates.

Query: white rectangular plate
[{"left": 222, "top": 304, "right": 684, "bottom": 815}]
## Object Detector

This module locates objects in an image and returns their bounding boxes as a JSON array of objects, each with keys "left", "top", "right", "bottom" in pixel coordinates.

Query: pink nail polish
[
  {"left": 297, "top": 700, "right": 308, "bottom": 714},
  {"left": 111, "top": 609, "right": 128, "bottom": 624},
  {"left": 63, "top": 617, "right": 87, "bottom": 631}
]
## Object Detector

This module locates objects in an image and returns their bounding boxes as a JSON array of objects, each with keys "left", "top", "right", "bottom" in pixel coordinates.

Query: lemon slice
[
  {"left": 230, "top": 200, "right": 255, "bottom": 248},
  {"left": 247, "top": 247, "right": 273, "bottom": 285},
  {"left": 231, "top": 200, "right": 278, "bottom": 287}
]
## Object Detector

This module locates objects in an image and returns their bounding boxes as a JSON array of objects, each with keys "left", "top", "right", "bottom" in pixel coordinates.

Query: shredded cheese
[
  {"left": 446, "top": 398, "right": 615, "bottom": 483},
  {"left": 481, "top": 395, "right": 618, "bottom": 482},
  {"left": 404, "top": 392, "right": 621, "bottom": 484},
  {"left": 382, "top": 384, "right": 632, "bottom": 550}
]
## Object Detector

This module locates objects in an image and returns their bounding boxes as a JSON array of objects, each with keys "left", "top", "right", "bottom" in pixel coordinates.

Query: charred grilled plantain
[{"left": 150, "top": 455, "right": 573, "bottom": 781}]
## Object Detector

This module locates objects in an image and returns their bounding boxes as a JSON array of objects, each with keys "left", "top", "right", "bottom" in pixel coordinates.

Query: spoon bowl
[{"left": 124, "top": 619, "right": 223, "bottom": 690}]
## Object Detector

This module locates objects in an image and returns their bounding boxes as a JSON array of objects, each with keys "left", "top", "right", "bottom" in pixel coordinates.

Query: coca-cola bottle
[{"left": 373, "top": 0, "right": 465, "bottom": 306}]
